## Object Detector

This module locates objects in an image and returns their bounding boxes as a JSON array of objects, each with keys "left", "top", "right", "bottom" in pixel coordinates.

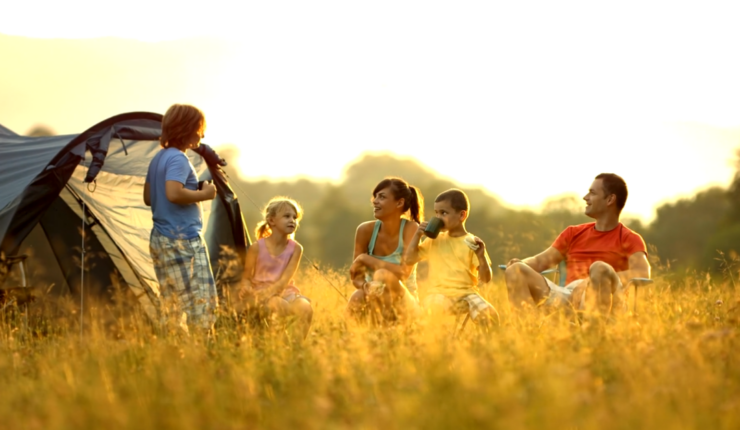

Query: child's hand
[
  {"left": 464, "top": 234, "right": 478, "bottom": 251},
  {"left": 238, "top": 285, "right": 256, "bottom": 303},
  {"left": 417, "top": 221, "right": 428, "bottom": 236},
  {"left": 200, "top": 182, "right": 217, "bottom": 200},
  {"left": 467, "top": 235, "right": 486, "bottom": 258}
]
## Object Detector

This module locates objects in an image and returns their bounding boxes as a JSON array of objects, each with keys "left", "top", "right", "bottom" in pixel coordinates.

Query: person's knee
[
  {"left": 589, "top": 261, "right": 615, "bottom": 283},
  {"left": 292, "top": 298, "right": 313, "bottom": 320},
  {"left": 348, "top": 289, "right": 366, "bottom": 304},
  {"left": 505, "top": 262, "right": 530, "bottom": 285},
  {"left": 372, "top": 268, "right": 399, "bottom": 285},
  {"left": 266, "top": 296, "right": 288, "bottom": 314},
  {"left": 346, "top": 289, "right": 367, "bottom": 316}
]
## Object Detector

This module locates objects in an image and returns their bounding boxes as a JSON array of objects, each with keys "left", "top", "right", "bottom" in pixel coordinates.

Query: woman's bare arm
[{"left": 350, "top": 222, "right": 374, "bottom": 289}]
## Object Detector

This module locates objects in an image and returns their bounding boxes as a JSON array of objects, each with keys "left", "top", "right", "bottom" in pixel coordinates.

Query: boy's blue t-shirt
[{"left": 146, "top": 147, "right": 202, "bottom": 239}]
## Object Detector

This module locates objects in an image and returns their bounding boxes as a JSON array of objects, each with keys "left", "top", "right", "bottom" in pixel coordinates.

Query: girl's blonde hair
[{"left": 255, "top": 197, "right": 304, "bottom": 240}]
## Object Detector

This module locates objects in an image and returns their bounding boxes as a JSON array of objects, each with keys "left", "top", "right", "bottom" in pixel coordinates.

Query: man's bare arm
[
  {"left": 507, "top": 246, "right": 564, "bottom": 273},
  {"left": 617, "top": 251, "right": 650, "bottom": 284}
]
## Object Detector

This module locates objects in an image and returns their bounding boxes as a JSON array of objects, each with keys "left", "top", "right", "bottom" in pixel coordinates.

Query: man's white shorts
[{"left": 542, "top": 277, "right": 625, "bottom": 310}]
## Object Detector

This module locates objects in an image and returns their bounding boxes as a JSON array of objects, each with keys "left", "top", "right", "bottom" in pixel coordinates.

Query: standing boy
[
  {"left": 403, "top": 189, "right": 499, "bottom": 326},
  {"left": 144, "top": 104, "right": 218, "bottom": 334}
]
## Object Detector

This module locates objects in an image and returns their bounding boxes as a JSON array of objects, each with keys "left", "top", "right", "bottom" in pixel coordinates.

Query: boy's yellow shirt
[{"left": 418, "top": 231, "right": 491, "bottom": 298}]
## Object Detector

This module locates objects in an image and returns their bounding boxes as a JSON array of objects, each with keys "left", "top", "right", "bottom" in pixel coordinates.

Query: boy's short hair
[
  {"left": 160, "top": 104, "right": 205, "bottom": 150},
  {"left": 435, "top": 189, "right": 469, "bottom": 212}
]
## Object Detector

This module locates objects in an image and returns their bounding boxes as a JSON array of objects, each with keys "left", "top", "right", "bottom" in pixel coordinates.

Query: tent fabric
[
  {"left": 0, "top": 112, "right": 250, "bottom": 316},
  {"left": 0, "top": 123, "right": 17, "bottom": 136}
]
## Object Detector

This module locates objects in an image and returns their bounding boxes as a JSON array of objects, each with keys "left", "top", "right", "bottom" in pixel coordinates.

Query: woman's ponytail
[{"left": 408, "top": 185, "right": 424, "bottom": 224}]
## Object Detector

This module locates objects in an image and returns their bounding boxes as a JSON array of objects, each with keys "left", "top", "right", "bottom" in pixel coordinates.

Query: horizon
[{"left": 3, "top": 1, "right": 740, "bottom": 223}]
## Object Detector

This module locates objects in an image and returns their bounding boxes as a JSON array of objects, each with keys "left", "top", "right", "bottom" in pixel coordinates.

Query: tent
[{"left": 0, "top": 112, "right": 250, "bottom": 317}]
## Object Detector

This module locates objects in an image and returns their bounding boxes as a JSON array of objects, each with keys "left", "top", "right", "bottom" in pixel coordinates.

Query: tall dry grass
[{"left": 1, "top": 266, "right": 739, "bottom": 429}]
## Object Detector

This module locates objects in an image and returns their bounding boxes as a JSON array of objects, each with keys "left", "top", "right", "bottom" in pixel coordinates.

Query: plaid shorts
[
  {"left": 149, "top": 229, "right": 218, "bottom": 331},
  {"left": 427, "top": 293, "right": 492, "bottom": 320}
]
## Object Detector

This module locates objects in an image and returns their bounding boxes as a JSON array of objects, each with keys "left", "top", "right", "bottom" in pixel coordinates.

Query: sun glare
[{"left": 3, "top": 1, "right": 740, "bottom": 222}]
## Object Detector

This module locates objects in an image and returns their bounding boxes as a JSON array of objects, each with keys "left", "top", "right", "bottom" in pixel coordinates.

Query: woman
[{"left": 346, "top": 177, "right": 423, "bottom": 324}]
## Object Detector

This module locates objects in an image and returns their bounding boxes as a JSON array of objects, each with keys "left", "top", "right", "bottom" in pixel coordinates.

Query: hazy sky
[{"left": 2, "top": 1, "right": 740, "bottom": 222}]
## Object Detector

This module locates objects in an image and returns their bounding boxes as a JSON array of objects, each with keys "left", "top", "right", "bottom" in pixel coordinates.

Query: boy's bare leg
[
  {"left": 504, "top": 262, "right": 550, "bottom": 309},
  {"left": 421, "top": 294, "right": 452, "bottom": 319},
  {"left": 474, "top": 306, "right": 501, "bottom": 329}
]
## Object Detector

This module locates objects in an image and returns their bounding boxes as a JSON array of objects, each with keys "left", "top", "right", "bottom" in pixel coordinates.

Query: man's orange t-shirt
[{"left": 552, "top": 222, "right": 647, "bottom": 285}]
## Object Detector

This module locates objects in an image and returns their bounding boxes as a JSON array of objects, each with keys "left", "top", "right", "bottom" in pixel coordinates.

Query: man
[{"left": 505, "top": 173, "right": 650, "bottom": 316}]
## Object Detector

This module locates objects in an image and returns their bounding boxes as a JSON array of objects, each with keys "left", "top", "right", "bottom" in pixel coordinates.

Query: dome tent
[{"left": 0, "top": 112, "right": 250, "bottom": 317}]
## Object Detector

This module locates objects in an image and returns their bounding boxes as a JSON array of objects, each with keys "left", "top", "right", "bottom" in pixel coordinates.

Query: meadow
[{"left": 1, "top": 266, "right": 739, "bottom": 430}]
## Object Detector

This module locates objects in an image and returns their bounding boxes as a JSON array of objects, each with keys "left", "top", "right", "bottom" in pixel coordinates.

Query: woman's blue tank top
[{"left": 366, "top": 219, "right": 418, "bottom": 293}]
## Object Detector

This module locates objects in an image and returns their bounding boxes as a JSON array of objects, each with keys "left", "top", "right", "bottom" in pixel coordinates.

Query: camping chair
[
  {"left": 498, "top": 262, "right": 653, "bottom": 313},
  {"left": 0, "top": 254, "right": 34, "bottom": 310},
  {"left": 1, "top": 254, "right": 28, "bottom": 288}
]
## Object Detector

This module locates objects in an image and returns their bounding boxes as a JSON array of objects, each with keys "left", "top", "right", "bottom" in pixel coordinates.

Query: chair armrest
[
  {"left": 497, "top": 264, "right": 557, "bottom": 275},
  {"left": 4, "top": 255, "right": 28, "bottom": 264},
  {"left": 626, "top": 278, "right": 653, "bottom": 288}
]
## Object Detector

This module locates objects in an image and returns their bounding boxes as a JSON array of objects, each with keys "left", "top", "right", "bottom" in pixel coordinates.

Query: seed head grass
[{"left": 1, "top": 268, "right": 739, "bottom": 429}]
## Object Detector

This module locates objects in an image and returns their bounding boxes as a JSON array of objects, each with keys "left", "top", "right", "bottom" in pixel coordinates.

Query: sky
[{"left": 2, "top": 0, "right": 740, "bottom": 222}]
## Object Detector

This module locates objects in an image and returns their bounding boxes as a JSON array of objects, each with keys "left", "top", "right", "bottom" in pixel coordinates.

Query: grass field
[{"left": 1, "top": 267, "right": 739, "bottom": 430}]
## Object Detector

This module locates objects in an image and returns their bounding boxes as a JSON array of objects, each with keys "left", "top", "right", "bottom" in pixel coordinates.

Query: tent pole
[{"left": 80, "top": 198, "right": 85, "bottom": 338}]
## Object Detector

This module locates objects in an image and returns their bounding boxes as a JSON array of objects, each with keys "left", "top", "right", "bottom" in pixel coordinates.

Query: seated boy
[{"left": 403, "top": 189, "right": 499, "bottom": 326}]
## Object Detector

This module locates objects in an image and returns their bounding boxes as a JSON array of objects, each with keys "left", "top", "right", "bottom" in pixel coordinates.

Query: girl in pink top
[{"left": 239, "top": 197, "right": 312, "bottom": 339}]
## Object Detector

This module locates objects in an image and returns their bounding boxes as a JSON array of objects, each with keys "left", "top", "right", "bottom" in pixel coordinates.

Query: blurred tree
[
  {"left": 26, "top": 124, "right": 55, "bottom": 137},
  {"left": 645, "top": 187, "right": 730, "bottom": 271},
  {"left": 222, "top": 149, "right": 740, "bottom": 277},
  {"left": 306, "top": 186, "right": 366, "bottom": 269}
]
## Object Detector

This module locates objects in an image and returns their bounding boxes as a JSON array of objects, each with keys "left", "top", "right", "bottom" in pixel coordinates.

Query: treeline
[{"left": 219, "top": 147, "right": 740, "bottom": 276}]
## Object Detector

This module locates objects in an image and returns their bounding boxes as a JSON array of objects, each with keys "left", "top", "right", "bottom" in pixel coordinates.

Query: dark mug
[{"left": 424, "top": 217, "right": 444, "bottom": 239}]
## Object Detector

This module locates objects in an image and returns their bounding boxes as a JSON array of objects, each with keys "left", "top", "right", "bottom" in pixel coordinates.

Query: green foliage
[
  {"left": 225, "top": 151, "right": 590, "bottom": 272},
  {"left": 222, "top": 148, "right": 740, "bottom": 275}
]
